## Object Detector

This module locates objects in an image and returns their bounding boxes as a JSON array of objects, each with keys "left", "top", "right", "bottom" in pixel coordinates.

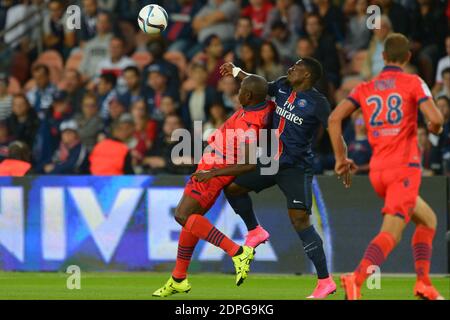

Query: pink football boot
[
  {"left": 245, "top": 225, "right": 270, "bottom": 248},
  {"left": 306, "top": 276, "right": 337, "bottom": 299}
]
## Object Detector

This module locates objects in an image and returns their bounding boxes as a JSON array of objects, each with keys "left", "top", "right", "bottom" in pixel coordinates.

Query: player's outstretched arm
[
  {"left": 419, "top": 99, "right": 444, "bottom": 135},
  {"left": 220, "top": 62, "right": 253, "bottom": 82},
  {"left": 191, "top": 143, "right": 257, "bottom": 182},
  {"left": 328, "top": 99, "right": 358, "bottom": 188}
]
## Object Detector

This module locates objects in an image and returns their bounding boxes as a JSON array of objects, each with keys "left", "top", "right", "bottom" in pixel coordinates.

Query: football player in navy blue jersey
[{"left": 219, "top": 58, "right": 338, "bottom": 299}]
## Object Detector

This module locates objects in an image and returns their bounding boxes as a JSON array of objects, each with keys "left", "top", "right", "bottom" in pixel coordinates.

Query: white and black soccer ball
[{"left": 137, "top": 4, "right": 168, "bottom": 34}]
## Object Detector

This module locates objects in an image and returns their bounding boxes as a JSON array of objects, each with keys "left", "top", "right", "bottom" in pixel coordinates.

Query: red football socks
[
  {"left": 354, "top": 232, "right": 396, "bottom": 287},
  {"left": 412, "top": 225, "right": 435, "bottom": 285},
  {"left": 172, "top": 228, "right": 199, "bottom": 280},
  {"left": 185, "top": 214, "right": 240, "bottom": 257}
]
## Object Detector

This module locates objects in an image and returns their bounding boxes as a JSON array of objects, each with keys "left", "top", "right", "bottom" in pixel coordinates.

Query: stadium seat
[
  {"left": 65, "top": 51, "right": 84, "bottom": 71},
  {"left": 132, "top": 51, "right": 153, "bottom": 70},
  {"left": 7, "top": 76, "right": 21, "bottom": 94},
  {"left": 34, "top": 50, "right": 64, "bottom": 84}
]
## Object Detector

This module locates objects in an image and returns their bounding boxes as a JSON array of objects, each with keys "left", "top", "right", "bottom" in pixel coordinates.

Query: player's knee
[
  {"left": 288, "top": 210, "right": 310, "bottom": 231},
  {"left": 174, "top": 207, "right": 189, "bottom": 226}
]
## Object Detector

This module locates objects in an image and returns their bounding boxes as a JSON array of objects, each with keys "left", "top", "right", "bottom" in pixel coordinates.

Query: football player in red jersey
[
  {"left": 328, "top": 33, "right": 444, "bottom": 300},
  {"left": 153, "top": 75, "right": 274, "bottom": 297}
]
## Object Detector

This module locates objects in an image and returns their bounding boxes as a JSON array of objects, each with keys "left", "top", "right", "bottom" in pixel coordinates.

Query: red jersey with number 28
[{"left": 347, "top": 66, "right": 433, "bottom": 171}]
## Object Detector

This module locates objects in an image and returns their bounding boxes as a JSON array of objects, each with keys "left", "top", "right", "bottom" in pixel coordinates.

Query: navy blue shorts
[{"left": 233, "top": 165, "right": 313, "bottom": 213}]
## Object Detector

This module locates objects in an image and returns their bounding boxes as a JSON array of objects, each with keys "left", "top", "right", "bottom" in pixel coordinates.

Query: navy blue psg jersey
[{"left": 268, "top": 76, "right": 331, "bottom": 168}]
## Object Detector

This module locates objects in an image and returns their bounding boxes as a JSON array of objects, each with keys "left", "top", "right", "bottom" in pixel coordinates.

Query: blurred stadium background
[{"left": 0, "top": 0, "right": 449, "bottom": 299}]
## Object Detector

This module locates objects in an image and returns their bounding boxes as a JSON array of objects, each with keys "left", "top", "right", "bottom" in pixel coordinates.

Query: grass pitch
[{"left": 0, "top": 272, "right": 448, "bottom": 300}]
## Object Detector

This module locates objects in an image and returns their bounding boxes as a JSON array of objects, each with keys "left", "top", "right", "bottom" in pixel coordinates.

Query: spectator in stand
[
  {"left": 192, "top": 0, "right": 239, "bottom": 45},
  {"left": 144, "top": 64, "right": 179, "bottom": 121},
  {"left": 374, "top": 0, "right": 409, "bottom": 36},
  {"left": 164, "top": 0, "right": 202, "bottom": 55},
  {"left": 0, "top": 122, "right": 10, "bottom": 161},
  {"left": 193, "top": 35, "right": 226, "bottom": 88},
  {"left": 35, "top": 90, "right": 74, "bottom": 169},
  {"left": 103, "top": 97, "right": 126, "bottom": 136},
  {"left": 94, "top": 37, "right": 136, "bottom": 94},
  {"left": 233, "top": 16, "right": 261, "bottom": 60},
  {"left": 141, "top": 40, "right": 181, "bottom": 94},
  {"left": 263, "top": 0, "right": 303, "bottom": 38},
  {"left": 89, "top": 120, "right": 134, "bottom": 175},
  {"left": 26, "top": 64, "right": 58, "bottom": 119},
  {"left": 436, "top": 68, "right": 450, "bottom": 99},
  {"left": 312, "top": 0, "right": 345, "bottom": 44},
  {"left": 256, "top": 41, "right": 285, "bottom": 82},
  {"left": 181, "top": 62, "right": 218, "bottom": 128},
  {"left": 361, "top": 15, "right": 392, "bottom": 80},
  {"left": 43, "top": 120, "right": 88, "bottom": 174},
  {"left": 118, "top": 66, "right": 144, "bottom": 109},
  {"left": 347, "top": 110, "right": 371, "bottom": 175},
  {"left": 79, "top": 11, "right": 114, "bottom": 79},
  {"left": 115, "top": 113, "right": 146, "bottom": 168},
  {"left": 202, "top": 101, "right": 228, "bottom": 141},
  {"left": 217, "top": 75, "right": 239, "bottom": 112},
  {"left": 0, "top": 73, "right": 12, "bottom": 121},
  {"left": 159, "top": 96, "right": 179, "bottom": 120},
  {"left": 143, "top": 114, "right": 194, "bottom": 174},
  {"left": 0, "top": 141, "right": 32, "bottom": 176},
  {"left": 418, "top": 125, "right": 437, "bottom": 176},
  {"left": 241, "top": 0, "right": 273, "bottom": 37},
  {"left": 78, "top": 0, "right": 100, "bottom": 44},
  {"left": 303, "top": 13, "right": 340, "bottom": 90},
  {"left": 235, "top": 42, "right": 259, "bottom": 75},
  {"left": 296, "top": 37, "right": 315, "bottom": 58},
  {"left": 410, "top": 0, "right": 448, "bottom": 86},
  {"left": 268, "top": 20, "right": 298, "bottom": 66},
  {"left": 42, "top": 0, "right": 76, "bottom": 55},
  {"left": 97, "top": 73, "right": 117, "bottom": 119},
  {"left": 6, "top": 94, "right": 39, "bottom": 149},
  {"left": 74, "top": 92, "right": 104, "bottom": 150},
  {"left": 344, "top": 0, "right": 371, "bottom": 58},
  {"left": 131, "top": 99, "right": 158, "bottom": 153},
  {"left": 438, "top": 96, "right": 450, "bottom": 175},
  {"left": 61, "top": 69, "right": 86, "bottom": 114},
  {"left": 433, "top": 35, "right": 450, "bottom": 97}
]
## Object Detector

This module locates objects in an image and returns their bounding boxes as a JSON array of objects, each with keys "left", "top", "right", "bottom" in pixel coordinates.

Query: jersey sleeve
[
  {"left": 314, "top": 96, "right": 331, "bottom": 129},
  {"left": 412, "top": 76, "right": 433, "bottom": 106},
  {"left": 346, "top": 83, "right": 363, "bottom": 109},
  {"left": 268, "top": 76, "right": 287, "bottom": 97}
]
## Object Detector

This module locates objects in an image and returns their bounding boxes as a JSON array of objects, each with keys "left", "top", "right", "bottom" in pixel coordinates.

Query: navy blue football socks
[
  {"left": 226, "top": 193, "right": 259, "bottom": 231},
  {"left": 297, "top": 225, "right": 329, "bottom": 279}
]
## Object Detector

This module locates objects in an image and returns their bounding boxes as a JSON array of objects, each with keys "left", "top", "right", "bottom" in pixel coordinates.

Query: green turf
[{"left": 0, "top": 272, "right": 448, "bottom": 300}]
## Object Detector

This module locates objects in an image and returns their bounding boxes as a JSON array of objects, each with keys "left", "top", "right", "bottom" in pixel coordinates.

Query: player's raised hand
[
  {"left": 220, "top": 62, "right": 235, "bottom": 77},
  {"left": 191, "top": 170, "right": 216, "bottom": 183},
  {"left": 335, "top": 158, "right": 357, "bottom": 188}
]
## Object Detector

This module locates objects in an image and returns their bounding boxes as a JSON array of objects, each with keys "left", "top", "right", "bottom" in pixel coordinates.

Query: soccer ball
[{"left": 137, "top": 4, "right": 168, "bottom": 34}]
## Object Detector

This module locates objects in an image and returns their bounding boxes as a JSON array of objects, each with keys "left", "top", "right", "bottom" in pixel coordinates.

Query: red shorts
[
  {"left": 184, "top": 153, "right": 235, "bottom": 209},
  {"left": 369, "top": 167, "right": 421, "bottom": 224}
]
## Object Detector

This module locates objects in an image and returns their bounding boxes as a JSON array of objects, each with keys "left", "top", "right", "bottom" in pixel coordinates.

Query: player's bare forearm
[
  {"left": 420, "top": 99, "right": 444, "bottom": 135},
  {"left": 328, "top": 117, "right": 347, "bottom": 161},
  {"left": 219, "top": 62, "right": 252, "bottom": 81}
]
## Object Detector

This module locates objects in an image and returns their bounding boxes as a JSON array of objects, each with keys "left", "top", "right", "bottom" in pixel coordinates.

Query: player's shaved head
[
  {"left": 383, "top": 33, "right": 410, "bottom": 64},
  {"left": 241, "top": 75, "right": 268, "bottom": 102}
]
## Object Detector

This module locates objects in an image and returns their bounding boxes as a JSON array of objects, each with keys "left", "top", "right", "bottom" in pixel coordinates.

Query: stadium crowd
[{"left": 0, "top": 0, "right": 449, "bottom": 175}]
